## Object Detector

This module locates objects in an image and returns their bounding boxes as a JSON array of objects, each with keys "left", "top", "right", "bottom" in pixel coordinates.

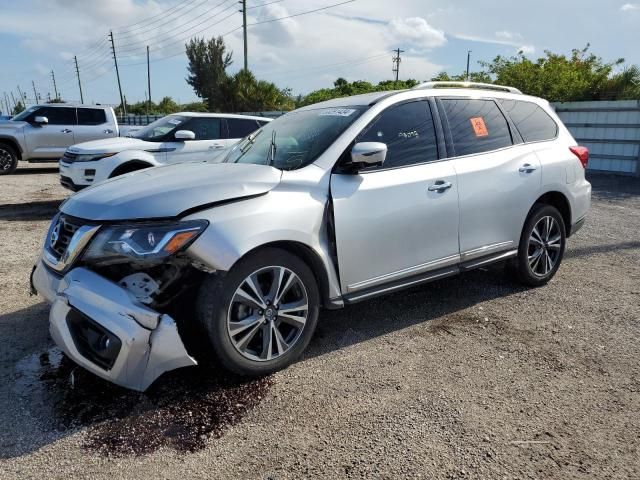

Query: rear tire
[
  {"left": 196, "top": 248, "right": 320, "bottom": 376},
  {"left": 510, "top": 204, "right": 566, "bottom": 287},
  {"left": 0, "top": 143, "right": 18, "bottom": 175}
]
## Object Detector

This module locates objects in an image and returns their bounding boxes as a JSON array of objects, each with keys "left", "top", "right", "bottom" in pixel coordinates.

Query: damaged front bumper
[{"left": 32, "top": 260, "right": 197, "bottom": 391}]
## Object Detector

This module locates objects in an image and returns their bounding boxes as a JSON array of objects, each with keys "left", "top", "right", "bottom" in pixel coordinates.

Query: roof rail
[{"left": 412, "top": 81, "right": 522, "bottom": 94}]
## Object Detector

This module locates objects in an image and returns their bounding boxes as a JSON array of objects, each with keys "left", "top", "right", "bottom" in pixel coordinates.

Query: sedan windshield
[
  {"left": 225, "top": 106, "right": 365, "bottom": 170},
  {"left": 133, "top": 115, "right": 188, "bottom": 141}
]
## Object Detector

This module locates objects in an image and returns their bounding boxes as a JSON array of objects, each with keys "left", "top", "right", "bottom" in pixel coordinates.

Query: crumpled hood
[
  {"left": 67, "top": 137, "right": 156, "bottom": 154},
  {"left": 61, "top": 162, "right": 282, "bottom": 221}
]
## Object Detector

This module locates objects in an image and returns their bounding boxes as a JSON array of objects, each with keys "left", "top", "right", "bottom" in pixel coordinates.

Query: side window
[
  {"left": 181, "top": 117, "right": 221, "bottom": 140},
  {"left": 357, "top": 100, "right": 439, "bottom": 169},
  {"left": 77, "top": 108, "right": 107, "bottom": 125},
  {"left": 441, "top": 99, "right": 512, "bottom": 157},
  {"left": 30, "top": 107, "right": 76, "bottom": 125},
  {"left": 499, "top": 99, "right": 558, "bottom": 142},
  {"left": 227, "top": 118, "right": 261, "bottom": 138}
]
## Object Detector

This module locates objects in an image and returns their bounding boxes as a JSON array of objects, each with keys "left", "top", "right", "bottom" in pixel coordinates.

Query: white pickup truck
[{"left": 0, "top": 104, "right": 126, "bottom": 175}]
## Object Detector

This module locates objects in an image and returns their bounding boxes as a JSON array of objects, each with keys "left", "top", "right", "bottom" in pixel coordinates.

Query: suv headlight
[
  {"left": 73, "top": 152, "right": 118, "bottom": 162},
  {"left": 83, "top": 219, "right": 208, "bottom": 265}
]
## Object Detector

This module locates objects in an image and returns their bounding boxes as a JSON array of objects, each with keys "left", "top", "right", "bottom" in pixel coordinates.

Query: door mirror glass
[
  {"left": 350, "top": 142, "right": 387, "bottom": 168},
  {"left": 174, "top": 129, "right": 196, "bottom": 141},
  {"left": 33, "top": 116, "right": 48, "bottom": 125}
]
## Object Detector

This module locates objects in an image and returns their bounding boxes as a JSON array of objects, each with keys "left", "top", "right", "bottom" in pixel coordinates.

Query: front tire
[
  {"left": 510, "top": 204, "right": 566, "bottom": 287},
  {"left": 0, "top": 143, "right": 18, "bottom": 175},
  {"left": 196, "top": 248, "right": 320, "bottom": 376}
]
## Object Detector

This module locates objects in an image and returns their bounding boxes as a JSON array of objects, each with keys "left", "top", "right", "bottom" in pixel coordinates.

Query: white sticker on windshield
[
  {"left": 168, "top": 118, "right": 182, "bottom": 125},
  {"left": 319, "top": 108, "right": 357, "bottom": 117}
]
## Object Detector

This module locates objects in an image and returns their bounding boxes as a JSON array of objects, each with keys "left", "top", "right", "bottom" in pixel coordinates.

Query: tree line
[{"left": 9, "top": 41, "right": 637, "bottom": 116}]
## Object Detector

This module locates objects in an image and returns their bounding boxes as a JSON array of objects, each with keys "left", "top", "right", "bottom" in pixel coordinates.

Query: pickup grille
[{"left": 47, "top": 215, "right": 84, "bottom": 261}]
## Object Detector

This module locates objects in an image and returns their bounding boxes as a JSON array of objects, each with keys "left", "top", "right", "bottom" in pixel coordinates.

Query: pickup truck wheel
[
  {"left": 196, "top": 248, "right": 320, "bottom": 376},
  {"left": 510, "top": 204, "right": 566, "bottom": 287},
  {"left": 0, "top": 144, "right": 18, "bottom": 175}
]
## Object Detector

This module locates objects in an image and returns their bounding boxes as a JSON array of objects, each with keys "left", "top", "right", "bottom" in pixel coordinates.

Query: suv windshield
[
  {"left": 133, "top": 115, "right": 188, "bottom": 141},
  {"left": 225, "top": 106, "right": 365, "bottom": 170},
  {"left": 11, "top": 106, "right": 39, "bottom": 121}
]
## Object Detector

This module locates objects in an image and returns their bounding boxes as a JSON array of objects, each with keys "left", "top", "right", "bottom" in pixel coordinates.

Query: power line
[
  {"left": 115, "top": 0, "right": 202, "bottom": 33},
  {"left": 117, "top": 1, "right": 237, "bottom": 55},
  {"left": 117, "top": 0, "right": 219, "bottom": 40},
  {"left": 246, "top": 0, "right": 356, "bottom": 27},
  {"left": 118, "top": 10, "right": 238, "bottom": 58}
]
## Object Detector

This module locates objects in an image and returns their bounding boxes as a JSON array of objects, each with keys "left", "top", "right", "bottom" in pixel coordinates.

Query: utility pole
[
  {"left": 147, "top": 45, "right": 151, "bottom": 114},
  {"left": 51, "top": 70, "right": 59, "bottom": 100},
  {"left": 10, "top": 92, "right": 18, "bottom": 110},
  {"left": 3, "top": 92, "right": 9, "bottom": 114},
  {"left": 74, "top": 55, "right": 84, "bottom": 104},
  {"left": 466, "top": 50, "right": 472, "bottom": 81},
  {"left": 109, "top": 31, "right": 126, "bottom": 116},
  {"left": 240, "top": 0, "right": 248, "bottom": 70},
  {"left": 392, "top": 48, "right": 404, "bottom": 83},
  {"left": 17, "top": 85, "right": 26, "bottom": 105},
  {"left": 32, "top": 81, "right": 39, "bottom": 105}
]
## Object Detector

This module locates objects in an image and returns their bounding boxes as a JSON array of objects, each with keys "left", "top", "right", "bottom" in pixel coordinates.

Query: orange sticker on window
[{"left": 470, "top": 117, "right": 489, "bottom": 137}]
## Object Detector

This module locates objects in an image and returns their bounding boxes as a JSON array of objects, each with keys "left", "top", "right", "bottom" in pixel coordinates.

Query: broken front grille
[{"left": 48, "top": 215, "right": 84, "bottom": 261}]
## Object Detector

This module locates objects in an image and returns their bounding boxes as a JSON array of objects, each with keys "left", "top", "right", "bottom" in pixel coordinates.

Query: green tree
[
  {"left": 185, "top": 36, "right": 233, "bottom": 111},
  {"left": 298, "top": 78, "right": 420, "bottom": 106},
  {"left": 12, "top": 101, "right": 24, "bottom": 115}
]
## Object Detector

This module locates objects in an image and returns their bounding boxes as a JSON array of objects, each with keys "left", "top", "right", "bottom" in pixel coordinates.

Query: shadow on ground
[
  {"left": 2, "top": 265, "right": 523, "bottom": 459},
  {"left": 588, "top": 173, "right": 640, "bottom": 201},
  {"left": 13, "top": 167, "right": 58, "bottom": 175},
  {"left": 0, "top": 200, "right": 61, "bottom": 221}
]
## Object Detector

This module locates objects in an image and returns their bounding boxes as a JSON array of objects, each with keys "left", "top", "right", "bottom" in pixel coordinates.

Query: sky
[{"left": 0, "top": 0, "right": 638, "bottom": 111}]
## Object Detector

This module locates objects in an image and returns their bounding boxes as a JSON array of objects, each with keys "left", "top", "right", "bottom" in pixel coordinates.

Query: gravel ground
[{"left": 0, "top": 171, "right": 639, "bottom": 479}]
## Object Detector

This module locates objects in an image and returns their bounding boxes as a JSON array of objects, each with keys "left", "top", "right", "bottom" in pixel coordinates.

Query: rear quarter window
[
  {"left": 440, "top": 98, "right": 512, "bottom": 157},
  {"left": 77, "top": 108, "right": 107, "bottom": 125},
  {"left": 227, "top": 118, "right": 261, "bottom": 138},
  {"left": 499, "top": 99, "right": 558, "bottom": 142}
]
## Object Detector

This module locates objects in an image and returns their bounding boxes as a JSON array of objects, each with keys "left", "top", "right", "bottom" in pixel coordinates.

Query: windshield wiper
[{"left": 268, "top": 130, "right": 277, "bottom": 166}]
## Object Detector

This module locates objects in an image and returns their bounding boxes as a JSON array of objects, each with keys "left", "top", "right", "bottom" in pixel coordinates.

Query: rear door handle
[
  {"left": 103, "top": 129, "right": 114, "bottom": 134},
  {"left": 428, "top": 180, "right": 453, "bottom": 192},
  {"left": 519, "top": 163, "right": 537, "bottom": 173},
  {"left": 61, "top": 129, "right": 73, "bottom": 134}
]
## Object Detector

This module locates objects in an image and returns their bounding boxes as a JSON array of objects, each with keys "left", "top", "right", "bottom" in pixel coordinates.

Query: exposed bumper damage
[{"left": 32, "top": 261, "right": 197, "bottom": 391}]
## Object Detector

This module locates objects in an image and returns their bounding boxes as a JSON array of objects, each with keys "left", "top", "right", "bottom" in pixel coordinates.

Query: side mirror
[
  {"left": 350, "top": 142, "right": 387, "bottom": 169},
  {"left": 174, "top": 130, "right": 195, "bottom": 141},
  {"left": 33, "top": 116, "right": 48, "bottom": 125}
]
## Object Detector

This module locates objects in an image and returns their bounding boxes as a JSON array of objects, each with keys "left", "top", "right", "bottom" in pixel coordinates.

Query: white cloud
[
  {"left": 620, "top": 3, "right": 640, "bottom": 11},
  {"left": 518, "top": 45, "right": 536, "bottom": 55},
  {"left": 387, "top": 17, "right": 447, "bottom": 49},
  {"left": 495, "top": 31, "right": 522, "bottom": 41}
]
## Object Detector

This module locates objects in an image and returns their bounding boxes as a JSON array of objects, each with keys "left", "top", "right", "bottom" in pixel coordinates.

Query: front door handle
[
  {"left": 428, "top": 180, "right": 453, "bottom": 192},
  {"left": 103, "top": 129, "right": 114, "bottom": 134},
  {"left": 61, "top": 129, "right": 73, "bottom": 134},
  {"left": 209, "top": 143, "right": 224, "bottom": 149},
  {"left": 519, "top": 163, "right": 537, "bottom": 173}
]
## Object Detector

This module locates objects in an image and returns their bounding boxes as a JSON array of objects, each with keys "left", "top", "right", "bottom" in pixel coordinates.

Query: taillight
[{"left": 570, "top": 146, "right": 589, "bottom": 169}]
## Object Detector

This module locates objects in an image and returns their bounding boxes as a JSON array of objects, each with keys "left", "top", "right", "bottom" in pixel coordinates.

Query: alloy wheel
[
  {"left": 227, "top": 266, "right": 309, "bottom": 362},
  {"left": 0, "top": 148, "right": 13, "bottom": 171},
  {"left": 528, "top": 216, "right": 562, "bottom": 277}
]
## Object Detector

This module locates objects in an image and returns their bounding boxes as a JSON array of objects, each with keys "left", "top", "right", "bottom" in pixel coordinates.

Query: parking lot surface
[{"left": 1, "top": 169, "right": 639, "bottom": 479}]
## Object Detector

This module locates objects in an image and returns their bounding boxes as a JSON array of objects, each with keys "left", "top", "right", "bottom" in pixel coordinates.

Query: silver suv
[{"left": 32, "top": 82, "right": 591, "bottom": 391}]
